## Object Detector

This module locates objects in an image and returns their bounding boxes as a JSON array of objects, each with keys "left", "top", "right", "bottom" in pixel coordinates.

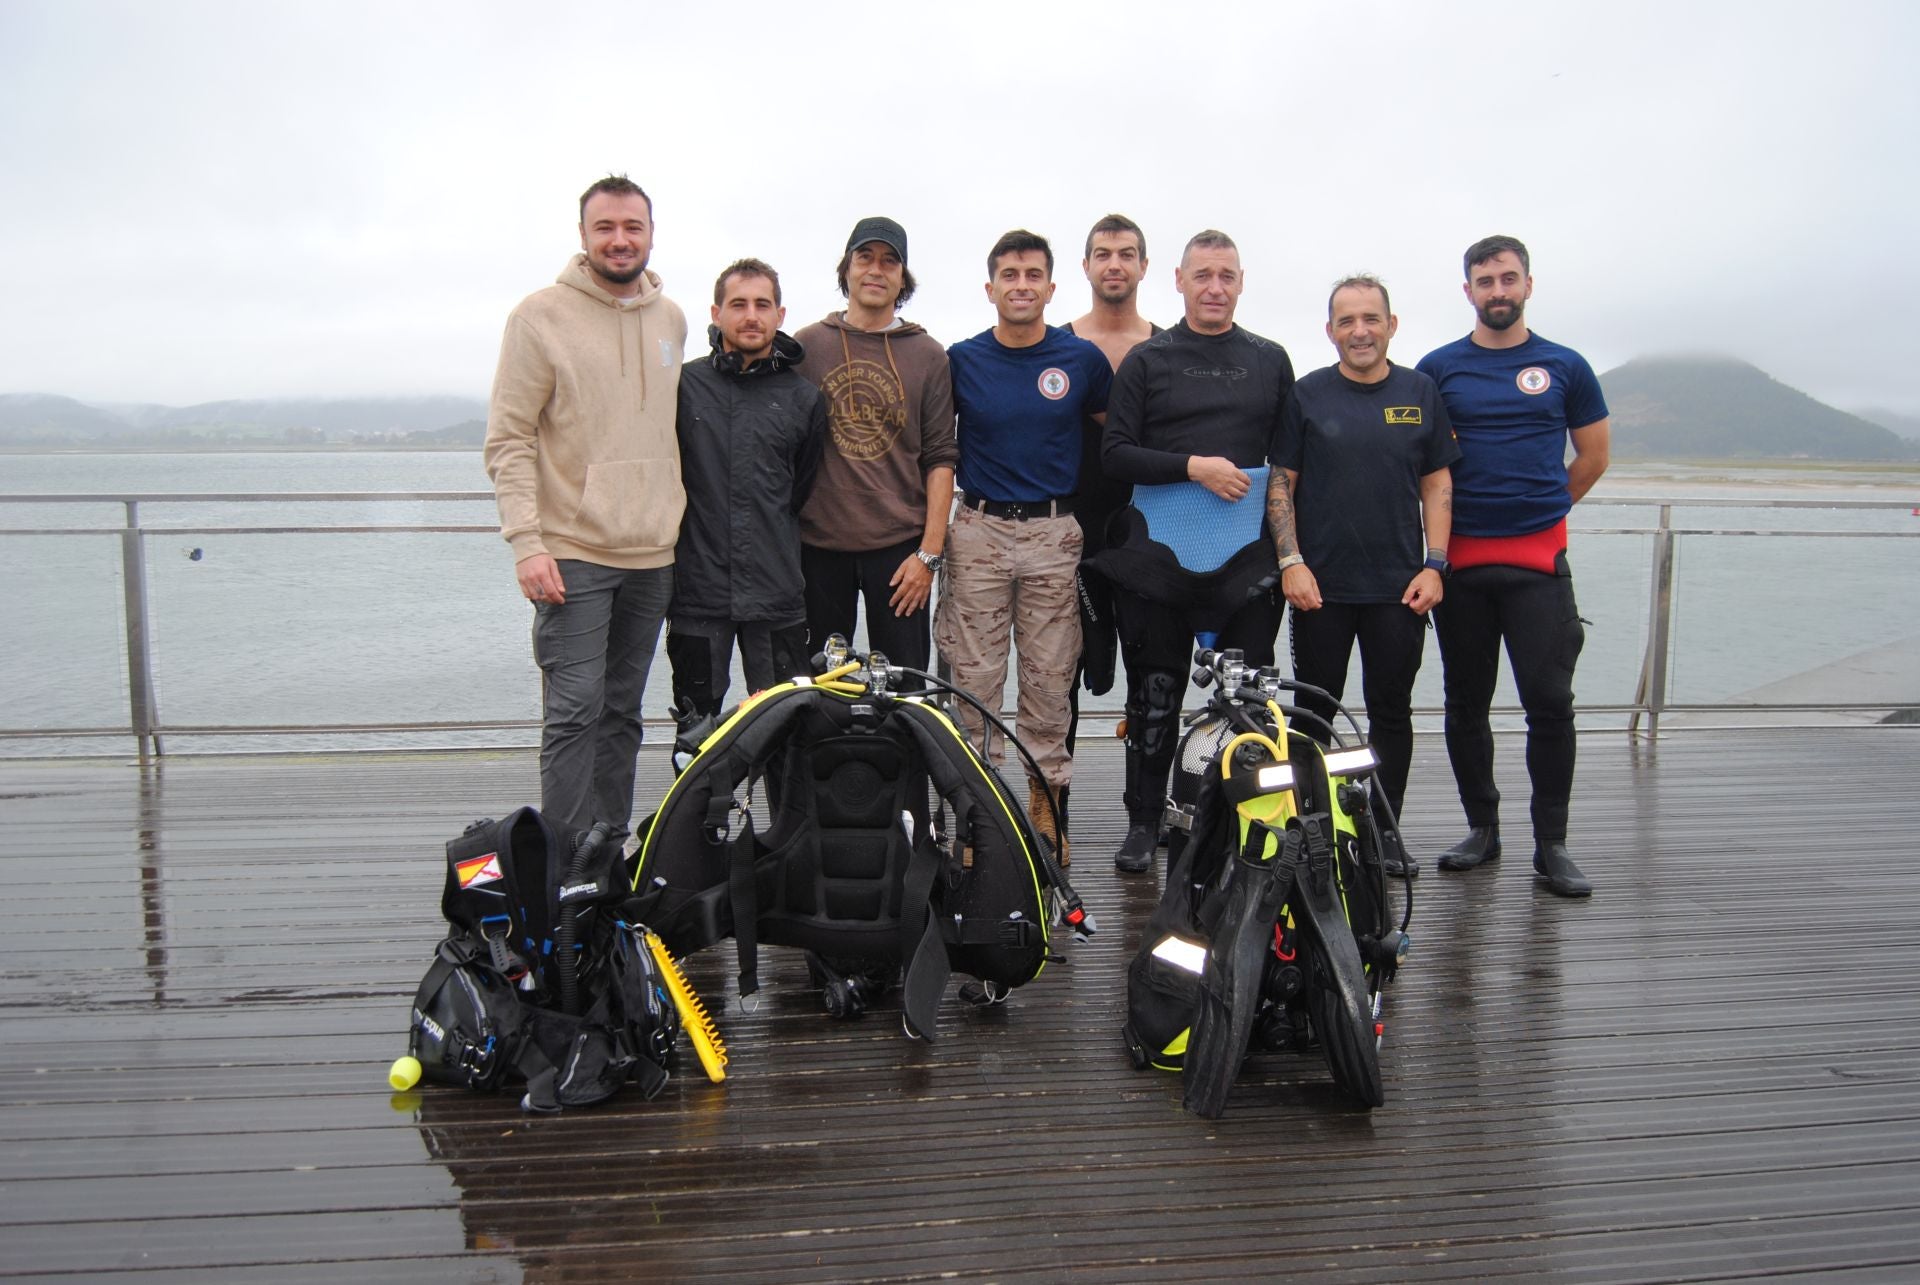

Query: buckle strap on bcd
[
  {"left": 479, "top": 915, "right": 530, "bottom": 982},
  {"left": 726, "top": 808, "right": 761, "bottom": 998}
]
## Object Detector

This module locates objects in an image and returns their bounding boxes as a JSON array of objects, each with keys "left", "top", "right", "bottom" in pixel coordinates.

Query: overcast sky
[{"left": 3, "top": 0, "right": 1915, "bottom": 413}]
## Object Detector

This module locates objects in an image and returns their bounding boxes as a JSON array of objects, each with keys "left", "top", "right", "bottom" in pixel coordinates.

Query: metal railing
[{"left": 3, "top": 491, "right": 1916, "bottom": 759}]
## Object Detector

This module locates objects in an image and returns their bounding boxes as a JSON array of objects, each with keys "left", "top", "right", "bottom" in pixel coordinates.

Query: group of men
[{"left": 483, "top": 175, "right": 1610, "bottom": 902}]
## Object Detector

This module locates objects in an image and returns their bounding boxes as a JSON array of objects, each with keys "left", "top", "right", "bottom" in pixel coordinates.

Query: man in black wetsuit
[{"left": 1097, "top": 229, "right": 1294, "bottom": 874}]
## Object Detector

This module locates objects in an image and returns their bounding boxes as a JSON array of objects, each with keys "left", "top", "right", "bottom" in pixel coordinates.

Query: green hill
[{"left": 1601, "top": 356, "right": 1918, "bottom": 461}]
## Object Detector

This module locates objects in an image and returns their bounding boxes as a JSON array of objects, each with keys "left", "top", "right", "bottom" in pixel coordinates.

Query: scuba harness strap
[
  {"left": 898, "top": 823, "right": 949, "bottom": 1039},
  {"left": 723, "top": 804, "right": 761, "bottom": 999}
]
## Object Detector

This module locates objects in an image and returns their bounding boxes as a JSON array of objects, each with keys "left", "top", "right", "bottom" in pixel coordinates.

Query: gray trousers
[{"left": 532, "top": 560, "right": 671, "bottom": 836}]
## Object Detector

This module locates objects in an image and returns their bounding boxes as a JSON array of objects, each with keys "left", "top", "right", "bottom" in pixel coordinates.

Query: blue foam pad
[{"left": 1130, "top": 466, "right": 1269, "bottom": 573}]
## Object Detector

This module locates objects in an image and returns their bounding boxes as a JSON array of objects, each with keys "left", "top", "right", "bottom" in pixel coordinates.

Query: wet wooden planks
[{"left": 2, "top": 727, "right": 1919, "bottom": 1281}]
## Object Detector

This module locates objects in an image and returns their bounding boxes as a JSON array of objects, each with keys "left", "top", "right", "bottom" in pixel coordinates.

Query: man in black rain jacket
[{"left": 668, "top": 258, "right": 828, "bottom": 716}]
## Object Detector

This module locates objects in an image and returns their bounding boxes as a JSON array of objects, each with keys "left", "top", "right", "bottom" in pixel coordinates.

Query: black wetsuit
[
  {"left": 1061, "top": 320, "right": 1161, "bottom": 754},
  {"left": 1096, "top": 320, "right": 1295, "bottom": 828}
]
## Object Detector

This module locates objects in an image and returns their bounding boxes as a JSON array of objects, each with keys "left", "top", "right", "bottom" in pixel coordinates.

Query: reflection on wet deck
[{"left": 4, "top": 728, "right": 1919, "bottom": 1280}]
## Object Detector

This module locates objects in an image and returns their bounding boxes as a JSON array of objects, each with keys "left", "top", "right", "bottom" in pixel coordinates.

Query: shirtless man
[{"left": 1063, "top": 214, "right": 1161, "bottom": 759}]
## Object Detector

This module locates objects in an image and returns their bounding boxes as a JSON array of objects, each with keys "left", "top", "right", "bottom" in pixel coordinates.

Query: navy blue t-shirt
[
  {"left": 1276, "top": 363, "right": 1461, "bottom": 603},
  {"left": 1416, "top": 332, "right": 1608, "bottom": 537},
  {"left": 948, "top": 325, "right": 1112, "bottom": 501}
]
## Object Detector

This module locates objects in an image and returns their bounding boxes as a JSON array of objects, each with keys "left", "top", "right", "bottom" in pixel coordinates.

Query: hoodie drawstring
[{"left": 836, "top": 321, "right": 904, "bottom": 397}]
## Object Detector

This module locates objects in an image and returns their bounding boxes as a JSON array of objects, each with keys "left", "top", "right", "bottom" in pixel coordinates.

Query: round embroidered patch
[
  {"left": 1038, "top": 367, "right": 1070, "bottom": 400},
  {"left": 1516, "top": 366, "right": 1551, "bottom": 395}
]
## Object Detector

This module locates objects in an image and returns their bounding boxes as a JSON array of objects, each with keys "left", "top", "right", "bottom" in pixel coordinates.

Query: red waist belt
[{"left": 1450, "top": 518, "right": 1567, "bottom": 573}]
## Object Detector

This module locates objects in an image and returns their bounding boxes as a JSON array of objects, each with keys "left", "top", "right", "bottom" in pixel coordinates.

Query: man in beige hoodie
[{"left": 484, "top": 174, "right": 688, "bottom": 837}]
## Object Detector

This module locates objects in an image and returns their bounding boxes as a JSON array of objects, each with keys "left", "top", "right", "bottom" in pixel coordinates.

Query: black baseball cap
[{"left": 845, "top": 216, "right": 908, "bottom": 266}]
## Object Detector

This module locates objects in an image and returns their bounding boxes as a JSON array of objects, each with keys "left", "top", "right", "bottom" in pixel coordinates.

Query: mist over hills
[
  {"left": 1599, "top": 356, "right": 1918, "bottom": 461},
  {"left": 4, "top": 359, "right": 1918, "bottom": 460},
  {"left": 1854, "top": 406, "right": 1920, "bottom": 441},
  {"left": 0, "top": 393, "right": 487, "bottom": 449}
]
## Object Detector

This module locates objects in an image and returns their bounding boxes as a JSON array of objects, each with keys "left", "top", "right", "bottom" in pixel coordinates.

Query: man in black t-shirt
[
  {"left": 1271, "top": 275, "right": 1460, "bottom": 877},
  {"left": 1095, "top": 229, "right": 1294, "bottom": 873}
]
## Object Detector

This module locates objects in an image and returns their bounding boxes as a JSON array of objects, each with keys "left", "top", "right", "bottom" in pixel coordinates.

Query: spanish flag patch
[{"left": 456, "top": 852, "right": 504, "bottom": 889}]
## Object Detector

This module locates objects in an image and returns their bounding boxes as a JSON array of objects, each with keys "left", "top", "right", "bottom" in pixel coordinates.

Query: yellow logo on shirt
[{"left": 1384, "top": 407, "right": 1422, "bottom": 425}]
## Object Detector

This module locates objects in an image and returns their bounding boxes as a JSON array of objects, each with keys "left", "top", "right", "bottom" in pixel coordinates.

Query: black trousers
[
  {"left": 801, "top": 537, "right": 932, "bottom": 676},
  {"left": 1432, "top": 555, "right": 1585, "bottom": 842},
  {"left": 1112, "top": 586, "right": 1285, "bottom": 824},
  {"left": 1286, "top": 600, "right": 1428, "bottom": 820},
  {"left": 666, "top": 616, "right": 810, "bottom": 717}
]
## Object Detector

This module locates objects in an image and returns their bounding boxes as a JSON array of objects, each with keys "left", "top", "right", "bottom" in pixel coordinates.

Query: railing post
[
  {"left": 120, "top": 501, "right": 163, "bottom": 762},
  {"left": 1629, "top": 504, "right": 1676, "bottom": 739}
]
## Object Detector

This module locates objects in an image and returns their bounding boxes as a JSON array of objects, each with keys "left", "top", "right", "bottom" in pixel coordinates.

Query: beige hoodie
[{"left": 484, "top": 255, "right": 689, "bottom": 569}]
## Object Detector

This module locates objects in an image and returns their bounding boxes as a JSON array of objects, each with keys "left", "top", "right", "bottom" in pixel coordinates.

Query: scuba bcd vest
[
  {"left": 1123, "top": 656, "right": 1411, "bottom": 1115},
  {"left": 405, "top": 810, "right": 681, "bottom": 1111},
  {"left": 629, "top": 673, "right": 1092, "bottom": 1040}
]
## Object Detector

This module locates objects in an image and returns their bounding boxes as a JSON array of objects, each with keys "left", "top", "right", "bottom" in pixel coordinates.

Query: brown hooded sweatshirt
[
  {"left": 793, "top": 312, "right": 958, "bottom": 552},
  {"left": 484, "top": 254, "right": 689, "bottom": 569}
]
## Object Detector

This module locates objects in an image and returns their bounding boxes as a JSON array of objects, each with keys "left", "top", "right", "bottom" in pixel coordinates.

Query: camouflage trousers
[{"left": 934, "top": 505, "right": 1083, "bottom": 788}]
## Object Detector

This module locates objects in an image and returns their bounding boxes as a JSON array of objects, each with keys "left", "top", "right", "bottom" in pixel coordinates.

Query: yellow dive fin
[{"left": 644, "top": 930, "right": 729, "bottom": 1083}]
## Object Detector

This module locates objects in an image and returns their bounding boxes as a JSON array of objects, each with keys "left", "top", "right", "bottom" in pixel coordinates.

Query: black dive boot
[
  {"left": 1114, "top": 742, "right": 1157, "bottom": 873},
  {"left": 1533, "top": 841, "right": 1593, "bottom": 898},
  {"left": 1437, "top": 826, "right": 1501, "bottom": 871}
]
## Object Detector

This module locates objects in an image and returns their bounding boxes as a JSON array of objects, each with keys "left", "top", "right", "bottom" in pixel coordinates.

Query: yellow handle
[{"left": 644, "top": 931, "right": 729, "bottom": 1083}]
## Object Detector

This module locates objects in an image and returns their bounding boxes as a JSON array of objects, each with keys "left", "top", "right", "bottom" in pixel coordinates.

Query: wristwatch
[
  {"left": 1423, "top": 549, "right": 1450, "bottom": 575},
  {"left": 914, "top": 548, "right": 944, "bottom": 573}
]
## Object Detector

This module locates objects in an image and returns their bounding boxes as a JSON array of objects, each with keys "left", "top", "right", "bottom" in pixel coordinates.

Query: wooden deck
[{"left": 4, "top": 726, "right": 1920, "bottom": 1281}]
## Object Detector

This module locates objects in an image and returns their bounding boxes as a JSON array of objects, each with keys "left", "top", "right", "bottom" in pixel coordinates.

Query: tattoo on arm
[{"left": 1267, "top": 472, "right": 1299, "bottom": 559}]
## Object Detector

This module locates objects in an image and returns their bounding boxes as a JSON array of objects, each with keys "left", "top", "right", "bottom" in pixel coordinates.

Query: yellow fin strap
[{"left": 644, "top": 930, "right": 729, "bottom": 1083}]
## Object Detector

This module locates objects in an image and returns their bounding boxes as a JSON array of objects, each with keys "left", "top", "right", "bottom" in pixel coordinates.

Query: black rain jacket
[{"left": 672, "top": 326, "right": 828, "bottom": 622}]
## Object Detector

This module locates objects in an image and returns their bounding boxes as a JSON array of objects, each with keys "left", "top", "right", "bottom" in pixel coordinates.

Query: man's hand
[
  {"left": 1402, "top": 568, "right": 1444, "bottom": 615},
  {"left": 516, "top": 553, "right": 567, "bottom": 605},
  {"left": 1281, "top": 562, "right": 1322, "bottom": 611},
  {"left": 1188, "top": 455, "right": 1251, "bottom": 502},
  {"left": 889, "top": 553, "right": 933, "bottom": 616}
]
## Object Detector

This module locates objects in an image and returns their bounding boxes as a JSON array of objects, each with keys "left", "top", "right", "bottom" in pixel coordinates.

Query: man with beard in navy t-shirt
[{"left": 1417, "top": 235, "right": 1610, "bottom": 899}]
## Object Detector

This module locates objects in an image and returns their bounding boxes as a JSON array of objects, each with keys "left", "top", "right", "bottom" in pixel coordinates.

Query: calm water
[{"left": 2, "top": 451, "right": 1916, "bottom": 756}]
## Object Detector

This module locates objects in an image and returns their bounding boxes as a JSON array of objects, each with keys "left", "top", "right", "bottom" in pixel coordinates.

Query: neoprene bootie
[
  {"left": 1114, "top": 821, "right": 1157, "bottom": 874},
  {"left": 1437, "top": 826, "right": 1501, "bottom": 871},
  {"left": 1533, "top": 841, "right": 1593, "bottom": 898}
]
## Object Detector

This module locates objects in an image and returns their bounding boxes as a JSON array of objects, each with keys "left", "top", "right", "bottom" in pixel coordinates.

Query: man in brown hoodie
[
  {"left": 794, "top": 217, "right": 957, "bottom": 676},
  {"left": 483, "top": 174, "right": 688, "bottom": 838}
]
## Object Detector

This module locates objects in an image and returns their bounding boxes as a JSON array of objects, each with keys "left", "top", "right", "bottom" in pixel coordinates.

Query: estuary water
[{"left": 2, "top": 450, "right": 1916, "bottom": 756}]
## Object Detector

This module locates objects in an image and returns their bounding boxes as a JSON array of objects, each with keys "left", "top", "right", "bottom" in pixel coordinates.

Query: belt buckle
[{"left": 1005, "top": 501, "right": 1028, "bottom": 520}]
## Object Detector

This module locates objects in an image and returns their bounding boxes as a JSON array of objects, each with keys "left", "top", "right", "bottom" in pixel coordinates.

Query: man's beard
[
  {"left": 1477, "top": 298, "right": 1523, "bottom": 331},
  {"left": 592, "top": 255, "right": 647, "bottom": 285},
  {"left": 1096, "top": 278, "right": 1138, "bottom": 304}
]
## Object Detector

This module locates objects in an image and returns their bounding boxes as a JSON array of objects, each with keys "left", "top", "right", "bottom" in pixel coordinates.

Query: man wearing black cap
[{"left": 793, "top": 217, "right": 957, "bottom": 674}]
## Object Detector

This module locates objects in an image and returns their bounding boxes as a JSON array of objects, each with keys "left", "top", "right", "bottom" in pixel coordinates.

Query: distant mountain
[
  {"left": 143, "top": 396, "right": 487, "bottom": 434},
  {"left": 0, "top": 394, "right": 487, "bottom": 450},
  {"left": 1601, "top": 357, "right": 1918, "bottom": 461},
  {"left": 0, "top": 393, "right": 135, "bottom": 439},
  {"left": 1854, "top": 406, "right": 1920, "bottom": 441}
]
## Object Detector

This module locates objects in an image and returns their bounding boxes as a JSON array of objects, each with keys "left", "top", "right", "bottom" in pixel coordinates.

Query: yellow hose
[{"left": 1218, "top": 730, "right": 1284, "bottom": 777}]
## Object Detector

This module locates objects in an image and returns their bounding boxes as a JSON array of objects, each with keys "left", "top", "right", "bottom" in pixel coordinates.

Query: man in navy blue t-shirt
[
  {"left": 1416, "top": 235, "right": 1611, "bottom": 898},
  {"left": 936, "top": 229, "right": 1112, "bottom": 865}
]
